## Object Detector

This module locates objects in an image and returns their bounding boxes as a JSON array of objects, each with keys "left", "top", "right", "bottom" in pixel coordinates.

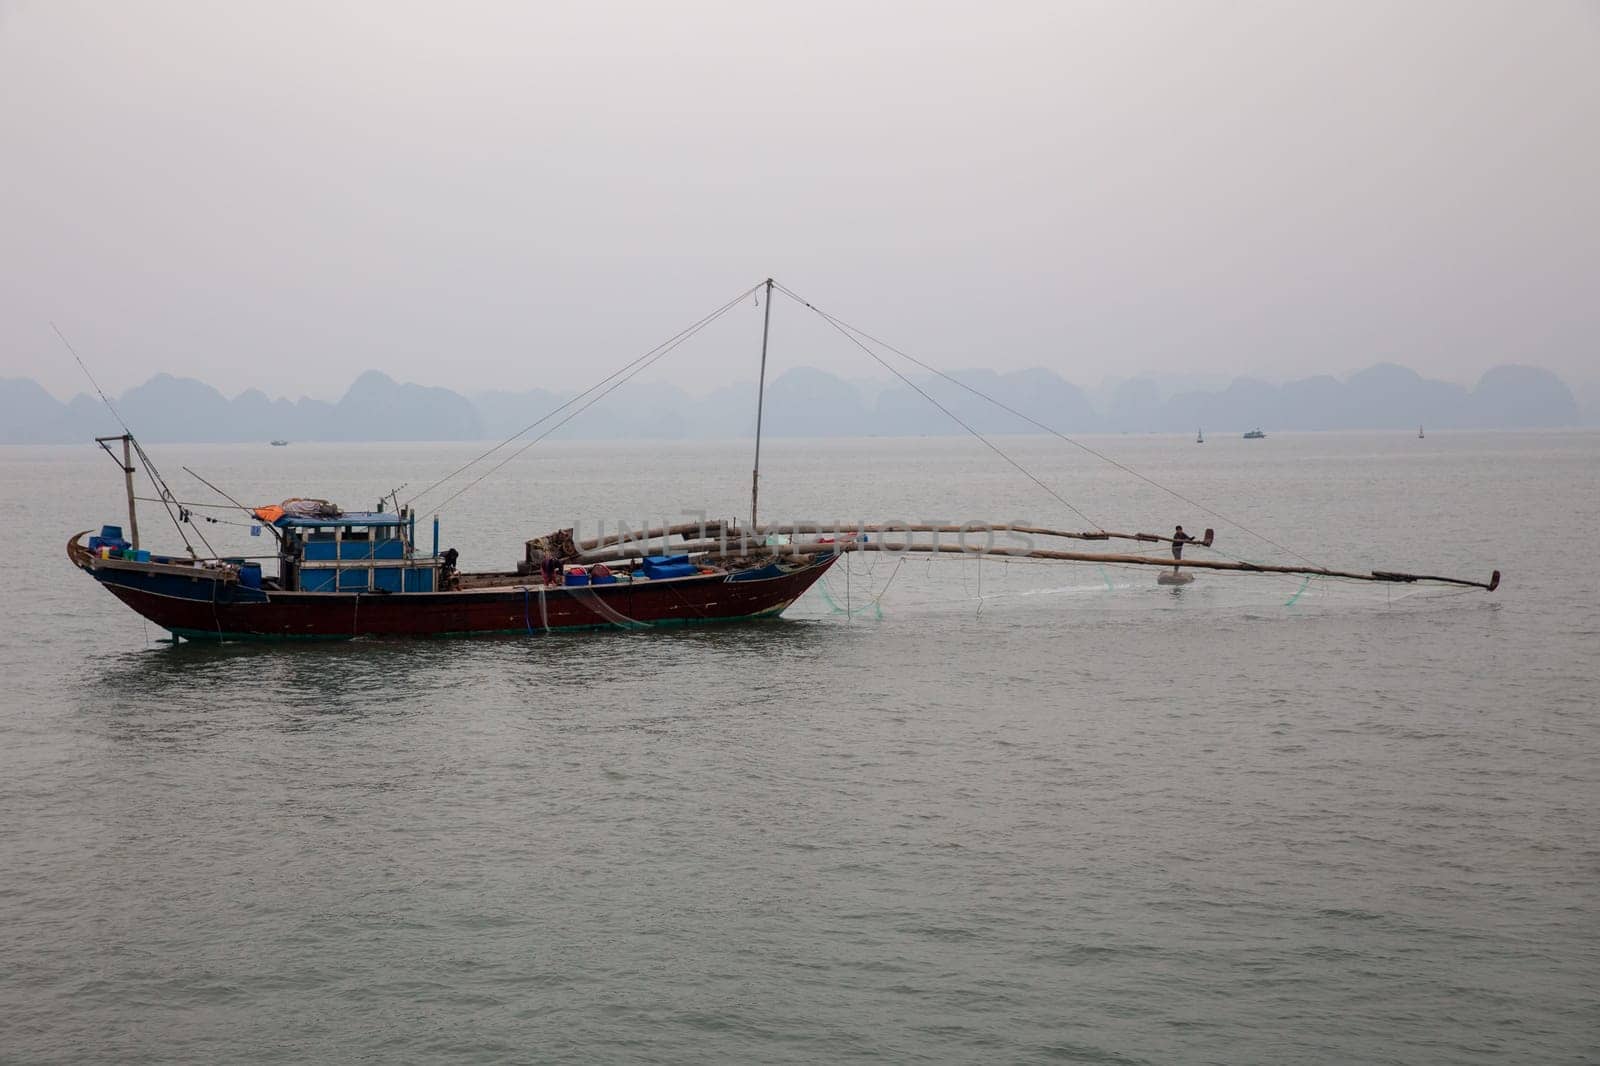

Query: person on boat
[
  {"left": 1171, "top": 525, "right": 1194, "bottom": 572},
  {"left": 540, "top": 553, "right": 561, "bottom": 586},
  {"left": 439, "top": 547, "right": 460, "bottom": 590}
]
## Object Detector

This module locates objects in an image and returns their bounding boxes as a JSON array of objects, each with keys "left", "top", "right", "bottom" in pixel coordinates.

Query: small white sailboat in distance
[
  {"left": 1418, "top": 425, "right": 1425, "bottom": 439},
  {"left": 1197, "top": 428, "right": 1204, "bottom": 444}
]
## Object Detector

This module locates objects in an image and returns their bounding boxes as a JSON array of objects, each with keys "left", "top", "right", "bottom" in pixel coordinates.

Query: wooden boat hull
[{"left": 71, "top": 536, "right": 839, "bottom": 641}]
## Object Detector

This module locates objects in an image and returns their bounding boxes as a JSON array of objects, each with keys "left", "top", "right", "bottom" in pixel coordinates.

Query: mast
[
  {"left": 121, "top": 435, "right": 140, "bottom": 550},
  {"left": 97, "top": 434, "right": 141, "bottom": 550},
  {"left": 750, "top": 277, "right": 775, "bottom": 529}
]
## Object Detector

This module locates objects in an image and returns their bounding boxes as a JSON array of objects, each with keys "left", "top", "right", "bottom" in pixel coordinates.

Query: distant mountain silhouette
[
  {"left": 0, "top": 370, "right": 483, "bottom": 444},
  {"left": 324, "top": 371, "right": 481, "bottom": 442},
  {"left": 1572, "top": 379, "right": 1600, "bottom": 427},
  {"left": 1465, "top": 366, "right": 1583, "bottom": 429},
  {"left": 1, "top": 362, "right": 1583, "bottom": 444}
]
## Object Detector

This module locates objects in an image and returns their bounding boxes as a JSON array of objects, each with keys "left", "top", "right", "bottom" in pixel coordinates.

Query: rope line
[
  {"left": 406, "top": 282, "right": 764, "bottom": 512},
  {"left": 772, "top": 284, "right": 1324, "bottom": 570},
  {"left": 770, "top": 286, "right": 1103, "bottom": 531},
  {"left": 131, "top": 434, "right": 215, "bottom": 558},
  {"left": 427, "top": 292, "right": 751, "bottom": 514}
]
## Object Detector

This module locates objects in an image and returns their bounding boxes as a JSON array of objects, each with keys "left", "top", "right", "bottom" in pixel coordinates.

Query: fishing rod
[{"left": 52, "top": 322, "right": 211, "bottom": 559}]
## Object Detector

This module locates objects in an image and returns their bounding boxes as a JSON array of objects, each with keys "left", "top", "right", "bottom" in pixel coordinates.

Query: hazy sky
[{"left": 3, "top": 1, "right": 1597, "bottom": 401}]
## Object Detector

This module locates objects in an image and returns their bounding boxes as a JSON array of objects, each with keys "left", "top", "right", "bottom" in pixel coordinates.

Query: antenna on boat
[{"left": 750, "top": 277, "right": 775, "bottom": 529}]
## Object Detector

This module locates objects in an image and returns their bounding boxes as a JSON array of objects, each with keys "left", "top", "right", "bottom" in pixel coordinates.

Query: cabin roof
[{"left": 277, "top": 511, "right": 405, "bottom": 529}]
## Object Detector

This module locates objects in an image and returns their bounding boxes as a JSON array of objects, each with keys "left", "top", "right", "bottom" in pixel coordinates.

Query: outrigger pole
[
  {"left": 750, "top": 277, "right": 775, "bottom": 529},
  {"left": 568, "top": 519, "right": 1498, "bottom": 591},
  {"left": 574, "top": 534, "right": 1497, "bottom": 591},
  {"left": 831, "top": 541, "right": 1502, "bottom": 592},
  {"left": 573, "top": 521, "right": 1209, "bottom": 560}
]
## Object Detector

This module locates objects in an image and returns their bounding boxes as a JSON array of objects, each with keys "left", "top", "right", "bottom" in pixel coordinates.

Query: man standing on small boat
[{"left": 1171, "top": 525, "right": 1195, "bottom": 572}]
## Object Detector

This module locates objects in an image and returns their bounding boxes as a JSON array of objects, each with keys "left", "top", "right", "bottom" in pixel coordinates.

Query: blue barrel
[{"left": 238, "top": 563, "right": 263, "bottom": 589}]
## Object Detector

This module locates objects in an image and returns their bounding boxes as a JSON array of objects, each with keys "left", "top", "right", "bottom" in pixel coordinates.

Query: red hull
[{"left": 94, "top": 557, "right": 838, "bottom": 640}]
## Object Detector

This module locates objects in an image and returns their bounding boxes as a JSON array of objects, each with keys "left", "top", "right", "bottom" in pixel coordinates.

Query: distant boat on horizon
[
  {"left": 1197, "top": 428, "right": 1205, "bottom": 444},
  {"left": 1243, "top": 428, "right": 1265, "bottom": 439},
  {"left": 1419, "top": 425, "right": 1425, "bottom": 439},
  {"left": 270, "top": 440, "right": 289, "bottom": 446}
]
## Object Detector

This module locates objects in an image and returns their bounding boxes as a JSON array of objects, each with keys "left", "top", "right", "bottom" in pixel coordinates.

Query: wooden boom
[
  {"left": 573, "top": 532, "right": 1499, "bottom": 591},
  {"left": 571, "top": 519, "right": 1213, "bottom": 565},
  {"left": 576, "top": 520, "right": 732, "bottom": 552},
  {"left": 748, "top": 521, "right": 1212, "bottom": 547},
  {"left": 825, "top": 541, "right": 1500, "bottom": 591}
]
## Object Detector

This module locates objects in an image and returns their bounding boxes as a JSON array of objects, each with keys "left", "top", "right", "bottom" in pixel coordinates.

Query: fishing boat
[
  {"left": 1419, "top": 425, "right": 1425, "bottom": 439},
  {"left": 270, "top": 439, "right": 289, "bottom": 446},
  {"left": 69, "top": 378, "right": 840, "bottom": 640},
  {"left": 69, "top": 511, "right": 837, "bottom": 641},
  {"left": 68, "top": 279, "right": 1499, "bottom": 641},
  {"left": 1197, "top": 428, "right": 1204, "bottom": 444},
  {"left": 1243, "top": 428, "right": 1266, "bottom": 439}
]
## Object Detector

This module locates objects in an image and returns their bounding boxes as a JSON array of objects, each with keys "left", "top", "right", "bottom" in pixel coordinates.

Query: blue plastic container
[
  {"left": 90, "top": 524, "right": 130, "bottom": 553},
  {"left": 238, "top": 563, "right": 262, "bottom": 589},
  {"left": 133, "top": 549, "right": 151, "bottom": 563},
  {"left": 643, "top": 562, "right": 699, "bottom": 579},
  {"left": 641, "top": 554, "right": 698, "bottom": 579},
  {"left": 564, "top": 569, "right": 590, "bottom": 587}
]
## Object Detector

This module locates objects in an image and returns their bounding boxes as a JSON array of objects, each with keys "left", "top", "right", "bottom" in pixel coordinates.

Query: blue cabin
[{"left": 275, "top": 510, "right": 438, "bottom": 593}]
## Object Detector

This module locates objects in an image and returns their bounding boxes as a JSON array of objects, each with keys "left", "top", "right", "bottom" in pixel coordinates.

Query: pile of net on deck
[
  {"left": 251, "top": 498, "right": 343, "bottom": 524},
  {"left": 525, "top": 528, "right": 579, "bottom": 565}
]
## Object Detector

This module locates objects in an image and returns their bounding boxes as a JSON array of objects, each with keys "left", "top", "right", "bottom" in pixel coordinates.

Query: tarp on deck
[{"left": 253, "top": 498, "right": 342, "bottom": 525}]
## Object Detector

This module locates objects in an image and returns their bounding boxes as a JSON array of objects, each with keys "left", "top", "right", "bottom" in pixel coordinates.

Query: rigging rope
[
  {"left": 406, "top": 282, "right": 764, "bottom": 512},
  {"left": 768, "top": 285, "right": 1104, "bottom": 531},
  {"left": 427, "top": 288, "right": 754, "bottom": 515},
  {"left": 135, "top": 435, "right": 216, "bottom": 558},
  {"left": 771, "top": 284, "right": 1326, "bottom": 571}
]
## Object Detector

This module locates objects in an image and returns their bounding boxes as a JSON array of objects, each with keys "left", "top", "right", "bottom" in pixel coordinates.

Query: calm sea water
[{"left": 1, "top": 431, "right": 1597, "bottom": 1064}]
